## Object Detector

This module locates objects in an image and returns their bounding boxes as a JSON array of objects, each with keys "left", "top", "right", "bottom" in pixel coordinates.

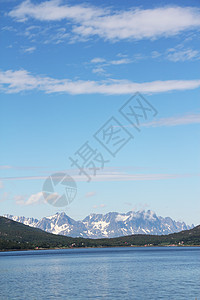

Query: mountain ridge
[
  {"left": 3, "top": 210, "right": 194, "bottom": 239},
  {"left": 0, "top": 216, "right": 200, "bottom": 251}
]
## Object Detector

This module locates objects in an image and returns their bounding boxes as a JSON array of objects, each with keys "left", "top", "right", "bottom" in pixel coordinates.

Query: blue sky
[{"left": 0, "top": 0, "right": 200, "bottom": 225}]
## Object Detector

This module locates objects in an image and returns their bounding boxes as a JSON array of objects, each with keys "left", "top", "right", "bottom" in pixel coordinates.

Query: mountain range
[
  {"left": 3, "top": 210, "right": 194, "bottom": 239},
  {"left": 1, "top": 216, "right": 200, "bottom": 251}
]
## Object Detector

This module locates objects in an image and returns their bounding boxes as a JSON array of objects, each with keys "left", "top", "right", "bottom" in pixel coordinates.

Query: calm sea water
[{"left": 0, "top": 247, "right": 199, "bottom": 300}]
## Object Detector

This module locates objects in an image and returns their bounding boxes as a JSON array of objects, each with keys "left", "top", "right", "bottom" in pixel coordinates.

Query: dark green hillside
[
  {"left": 0, "top": 216, "right": 200, "bottom": 251},
  {"left": 94, "top": 225, "right": 200, "bottom": 247},
  {"left": 0, "top": 217, "right": 85, "bottom": 250}
]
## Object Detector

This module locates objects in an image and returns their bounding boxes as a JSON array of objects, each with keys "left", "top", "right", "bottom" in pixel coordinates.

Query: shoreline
[{"left": 1, "top": 244, "right": 200, "bottom": 253}]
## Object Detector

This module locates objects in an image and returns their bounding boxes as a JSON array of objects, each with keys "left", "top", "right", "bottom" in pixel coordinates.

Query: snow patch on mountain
[
  {"left": 116, "top": 214, "right": 129, "bottom": 222},
  {"left": 3, "top": 210, "right": 194, "bottom": 239}
]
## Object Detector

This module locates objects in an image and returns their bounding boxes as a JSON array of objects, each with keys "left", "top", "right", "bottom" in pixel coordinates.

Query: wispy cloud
[
  {"left": 0, "top": 165, "right": 50, "bottom": 171},
  {"left": 1, "top": 175, "right": 48, "bottom": 181},
  {"left": 90, "top": 56, "right": 144, "bottom": 66},
  {"left": 0, "top": 181, "right": 4, "bottom": 189},
  {"left": 9, "top": 2, "right": 200, "bottom": 42},
  {"left": 116, "top": 113, "right": 200, "bottom": 129},
  {"left": 90, "top": 56, "right": 132, "bottom": 76},
  {"left": 110, "top": 58, "right": 132, "bottom": 65},
  {"left": 1, "top": 172, "right": 199, "bottom": 182},
  {"left": 1, "top": 69, "right": 200, "bottom": 95},
  {"left": 15, "top": 192, "right": 44, "bottom": 206},
  {"left": 92, "top": 67, "right": 107, "bottom": 75},
  {"left": 84, "top": 173, "right": 197, "bottom": 182},
  {"left": 26, "top": 192, "right": 44, "bottom": 205},
  {"left": 91, "top": 48, "right": 200, "bottom": 68},
  {"left": 143, "top": 113, "right": 200, "bottom": 127},
  {"left": 151, "top": 47, "right": 200, "bottom": 62},
  {"left": 2, "top": 26, "right": 16, "bottom": 32},
  {"left": 22, "top": 46, "right": 36, "bottom": 53},
  {"left": 166, "top": 48, "right": 200, "bottom": 62},
  {"left": 91, "top": 57, "right": 106, "bottom": 63}
]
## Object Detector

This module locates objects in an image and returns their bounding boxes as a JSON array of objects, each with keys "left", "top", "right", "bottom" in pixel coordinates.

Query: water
[{"left": 0, "top": 247, "right": 199, "bottom": 300}]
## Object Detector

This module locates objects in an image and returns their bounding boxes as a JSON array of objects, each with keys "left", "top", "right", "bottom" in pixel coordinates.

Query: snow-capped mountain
[{"left": 3, "top": 210, "right": 194, "bottom": 239}]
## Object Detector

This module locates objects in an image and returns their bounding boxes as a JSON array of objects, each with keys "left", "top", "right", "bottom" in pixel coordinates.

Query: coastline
[{"left": 1, "top": 244, "right": 200, "bottom": 253}]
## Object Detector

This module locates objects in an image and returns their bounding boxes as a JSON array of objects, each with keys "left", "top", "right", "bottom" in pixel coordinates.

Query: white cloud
[
  {"left": 151, "top": 47, "right": 200, "bottom": 62},
  {"left": 1, "top": 171, "right": 199, "bottom": 183},
  {"left": 9, "top": 0, "right": 105, "bottom": 22},
  {"left": 90, "top": 57, "right": 133, "bottom": 66},
  {"left": 9, "top": 2, "right": 200, "bottom": 41},
  {"left": 117, "top": 53, "right": 128, "bottom": 58},
  {"left": 23, "top": 46, "right": 36, "bottom": 53},
  {"left": 91, "top": 57, "right": 132, "bottom": 66},
  {"left": 166, "top": 48, "right": 200, "bottom": 62},
  {"left": 92, "top": 67, "right": 106, "bottom": 75},
  {"left": 15, "top": 192, "right": 44, "bottom": 205},
  {"left": 2, "top": 26, "right": 16, "bottom": 32},
  {"left": 1, "top": 69, "right": 200, "bottom": 95},
  {"left": 90, "top": 57, "right": 133, "bottom": 76},
  {"left": 26, "top": 192, "right": 44, "bottom": 205},
  {"left": 110, "top": 58, "right": 132, "bottom": 65},
  {"left": 19, "top": 192, "right": 44, "bottom": 205},
  {"left": 143, "top": 113, "right": 200, "bottom": 127},
  {"left": 43, "top": 192, "right": 61, "bottom": 205},
  {"left": 91, "top": 57, "right": 106, "bottom": 63},
  {"left": 83, "top": 173, "right": 196, "bottom": 182}
]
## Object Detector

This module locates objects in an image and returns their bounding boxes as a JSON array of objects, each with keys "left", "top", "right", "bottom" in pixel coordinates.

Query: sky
[{"left": 0, "top": 0, "right": 200, "bottom": 225}]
